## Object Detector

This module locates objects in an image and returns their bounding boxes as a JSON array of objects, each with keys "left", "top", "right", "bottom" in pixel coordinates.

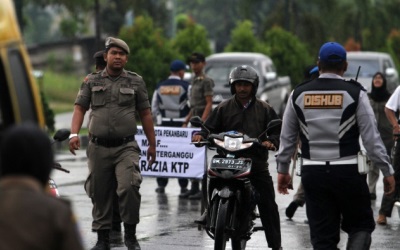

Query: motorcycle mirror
[
  {"left": 189, "top": 116, "right": 203, "bottom": 127},
  {"left": 258, "top": 119, "right": 282, "bottom": 139},
  {"left": 189, "top": 116, "right": 210, "bottom": 134},
  {"left": 53, "top": 129, "right": 71, "bottom": 142}
]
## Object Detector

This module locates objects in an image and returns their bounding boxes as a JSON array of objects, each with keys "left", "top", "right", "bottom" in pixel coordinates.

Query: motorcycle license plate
[{"left": 211, "top": 158, "right": 251, "bottom": 170}]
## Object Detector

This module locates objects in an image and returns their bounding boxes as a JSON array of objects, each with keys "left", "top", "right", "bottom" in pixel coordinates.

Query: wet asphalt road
[{"left": 53, "top": 151, "right": 400, "bottom": 250}]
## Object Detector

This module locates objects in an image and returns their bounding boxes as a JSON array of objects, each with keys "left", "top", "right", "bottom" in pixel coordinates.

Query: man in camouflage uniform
[{"left": 69, "top": 37, "right": 156, "bottom": 250}]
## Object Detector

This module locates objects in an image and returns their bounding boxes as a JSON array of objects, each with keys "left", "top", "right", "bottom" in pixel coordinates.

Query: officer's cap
[
  {"left": 170, "top": 60, "right": 186, "bottom": 72},
  {"left": 318, "top": 42, "right": 346, "bottom": 63},
  {"left": 188, "top": 52, "right": 205, "bottom": 63},
  {"left": 105, "top": 37, "right": 130, "bottom": 54}
]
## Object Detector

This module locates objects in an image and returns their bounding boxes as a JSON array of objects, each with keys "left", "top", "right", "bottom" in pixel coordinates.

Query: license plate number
[{"left": 211, "top": 158, "right": 251, "bottom": 169}]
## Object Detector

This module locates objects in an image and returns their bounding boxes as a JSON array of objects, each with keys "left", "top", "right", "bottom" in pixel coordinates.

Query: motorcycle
[
  {"left": 47, "top": 129, "right": 71, "bottom": 197},
  {"left": 190, "top": 116, "right": 281, "bottom": 250}
]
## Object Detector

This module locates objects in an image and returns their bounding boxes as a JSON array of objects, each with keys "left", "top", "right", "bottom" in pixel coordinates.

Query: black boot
[
  {"left": 346, "top": 231, "right": 371, "bottom": 250},
  {"left": 90, "top": 230, "right": 110, "bottom": 250},
  {"left": 124, "top": 223, "right": 141, "bottom": 250},
  {"left": 285, "top": 201, "right": 299, "bottom": 219}
]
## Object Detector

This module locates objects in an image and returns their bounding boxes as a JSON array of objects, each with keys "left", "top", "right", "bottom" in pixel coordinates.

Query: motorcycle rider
[{"left": 192, "top": 65, "right": 283, "bottom": 250}]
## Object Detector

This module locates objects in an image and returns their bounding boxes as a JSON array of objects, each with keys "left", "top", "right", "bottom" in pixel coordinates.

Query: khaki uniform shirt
[
  {"left": 190, "top": 73, "right": 214, "bottom": 116},
  {"left": 75, "top": 69, "right": 150, "bottom": 138}
]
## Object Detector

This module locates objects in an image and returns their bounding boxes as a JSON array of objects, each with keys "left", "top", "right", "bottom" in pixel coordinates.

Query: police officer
[
  {"left": 276, "top": 42, "right": 395, "bottom": 249},
  {"left": 181, "top": 52, "right": 214, "bottom": 200},
  {"left": 193, "top": 65, "right": 283, "bottom": 250},
  {"left": 69, "top": 37, "right": 156, "bottom": 250},
  {"left": 151, "top": 59, "right": 190, "bottom": 194}
]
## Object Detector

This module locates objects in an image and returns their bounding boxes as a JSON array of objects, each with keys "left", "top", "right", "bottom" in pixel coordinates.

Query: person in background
[
  {"left": 181, "top": 52, "right": 214, "bottom": 200},
  {"left": 69, "top": 37, "right": 156, "bottom": 250},
  {"left": 151, "top": 59, "right": 190, "bottom": 194},
  {"left": 381, "top": 82, "right": 400, "bottom": 225},
  {"left": 276, "top": 42, "right": 395, "bottom": 249},
  {"left": 285, "top": 65, "right": 319, "bottom": 219},
  {"left": 368, "top": 72, "right": 393, "bottom": 202},
  {"left": 94, "top": 50, "right": 107, "bottom": 72},
  {"left": 0, "top": 123, "right": 84, "bottom": 250}
]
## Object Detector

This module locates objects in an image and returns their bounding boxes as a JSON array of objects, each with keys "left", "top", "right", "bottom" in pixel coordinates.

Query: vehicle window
[
  {"left": 383, "top": 59, "right": 391, "bottom": 72},
  {"left": 0, "top": 58, "right": 14, "bottom": 130},
  {"left": 206, "top": 62, "right": 262, "bottom": 87},
  {"left": 344, "top": 59, "right": 380, "bottom": 78},
  {"left": 8, "top": 48, "right": 38, "bottom": 122},
  {"left": 206, "top": 65, "right": 233, "bottom": 86}
]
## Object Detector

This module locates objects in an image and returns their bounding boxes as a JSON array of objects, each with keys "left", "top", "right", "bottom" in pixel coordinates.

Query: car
[
  {"left": 204, "top": 52, "right": 292, "bottom": 117},
  {"left": 344, "top": 51, "right": 399, "bottom": 93},
  {"left": 0, "top": 0, "right": 45, "bottom": 130}
]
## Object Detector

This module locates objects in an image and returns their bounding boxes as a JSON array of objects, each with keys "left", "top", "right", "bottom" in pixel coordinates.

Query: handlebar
[{"left": 53, "top": 162, "right": 70, "bottom": 173}]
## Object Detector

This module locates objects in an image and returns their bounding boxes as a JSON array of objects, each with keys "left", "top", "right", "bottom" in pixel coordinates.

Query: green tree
[
  {"left": 263, "top": 26, "right": 313, "bottom": 87},
  {"left": 171, "top": 18, "right": 212, "bottom": 60},
  {"left": 224, "top": 20, "right": 269, "bottom": 54},
  {"left": 119, "top": 16, "right": 178, "bottom": 96}
]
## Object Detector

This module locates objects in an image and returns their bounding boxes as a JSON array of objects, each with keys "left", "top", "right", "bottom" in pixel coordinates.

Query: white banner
[{"left": 136, "top": 126, "right": 206, "bottom": 179}]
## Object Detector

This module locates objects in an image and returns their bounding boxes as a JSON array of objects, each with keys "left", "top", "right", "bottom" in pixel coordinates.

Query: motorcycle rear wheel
[{"left": 214, "top": 199, "right": 229, "bottom": 250}]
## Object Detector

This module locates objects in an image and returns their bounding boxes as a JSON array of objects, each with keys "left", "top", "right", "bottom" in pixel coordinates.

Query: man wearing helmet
[{"left": 193, "top": 65, "right": 283, "bottom": 250}]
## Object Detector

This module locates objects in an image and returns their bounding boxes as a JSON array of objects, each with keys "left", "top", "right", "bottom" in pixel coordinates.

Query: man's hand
[
  {"left": 192, "top": 134, "right": 204, "bottom": 142},
  {"left": 277, "top": 173, "right": 292, "bottom": 194},
  {"left": 383, "top": 175, "right": 395, "bottom": 195},
  {"left": 147, "top": 145, "right": 156, "bottom": 166},
  {"left": 68, "top": 137, "right": 80, "bottom": 155},
  {"left": 262, "top": 140, "right": 277, "bottom": 151}
]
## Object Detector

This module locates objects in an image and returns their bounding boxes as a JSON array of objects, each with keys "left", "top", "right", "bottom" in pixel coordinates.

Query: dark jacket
[{"left": 199, "top": 96, "right": 281, "bottom": 164}]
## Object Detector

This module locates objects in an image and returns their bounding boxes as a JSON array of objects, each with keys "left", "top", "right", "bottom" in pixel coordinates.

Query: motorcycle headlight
[{"left": 213, "top": 136, "right": 253, "bottom": 151}]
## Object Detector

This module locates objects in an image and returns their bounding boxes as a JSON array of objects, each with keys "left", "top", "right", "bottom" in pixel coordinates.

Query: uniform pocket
[
  {"left": 91, "top": 86, "right": 107, "bottom": 107},
  {"left": 131, "top": 163, "right": 143, "bottom": 188},
  {"left": 119, "top": 87, "right": 135, "bottom": 106}
]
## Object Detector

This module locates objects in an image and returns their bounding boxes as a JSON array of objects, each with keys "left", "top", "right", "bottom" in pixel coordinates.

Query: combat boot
[
  {"left": 124, "top": 223, "right": 141, "bottom": 250},
  {"left": 90, "top": 229, "right": 110, "bottom": 250},
  {"left": 346, "top": 231, "right": 371, "bottom": 250}
]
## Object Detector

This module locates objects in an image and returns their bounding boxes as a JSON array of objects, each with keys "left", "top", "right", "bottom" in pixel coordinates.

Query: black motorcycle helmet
[{"left": 229, "top": 65, "right": 259, "bottom": 96}]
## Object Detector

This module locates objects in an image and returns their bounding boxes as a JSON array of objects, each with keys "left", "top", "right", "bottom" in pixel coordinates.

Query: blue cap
[
  {"left": 170, "top": 60, "right": 186, "bottom": 72},
  {"left": 318, "top": 42, "right": 346, "bottom": 63}
]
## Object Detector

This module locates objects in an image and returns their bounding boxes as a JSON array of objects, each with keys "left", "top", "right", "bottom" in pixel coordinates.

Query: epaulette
[
  {"left": 345, "top": 79, "right": 366, "bottom": 91},
  {"left": 127, "top": 71, "right": 142, "bottom": 78}
]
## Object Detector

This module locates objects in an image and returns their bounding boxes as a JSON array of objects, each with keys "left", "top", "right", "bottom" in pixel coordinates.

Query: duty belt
[
  {"left": 302, "top": 157, "right": 357, "bottom": 166},
  {"left": 91, "top": 135, "right": 135, "bottom": 148}
]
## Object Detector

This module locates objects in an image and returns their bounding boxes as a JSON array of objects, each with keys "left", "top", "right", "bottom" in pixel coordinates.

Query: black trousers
[
  {"left": 249, "top": 168, "right": 282, "bottom": 249},
  {"left": 302, "top": 164, "right": 375, "bottom": 250},
  {"left": 156, "top": 177, "right": 188, "bottom": 188}
]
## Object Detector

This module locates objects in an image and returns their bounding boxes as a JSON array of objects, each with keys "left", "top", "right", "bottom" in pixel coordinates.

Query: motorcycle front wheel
[
  {"left": 214, "top": 199, "right": 229, "bottom": 250},
  {"left": 231, "top": 238, "right": 247, "bottom": 250}
]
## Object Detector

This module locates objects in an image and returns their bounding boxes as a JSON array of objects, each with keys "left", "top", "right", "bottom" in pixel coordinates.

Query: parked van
[
  {"left": 204, "top": 52, "right": 291, "bottom": 117},
  {"left": 0, "top": 0, "right": 45, "bottom": 130},
  {"left": 344, "top": 51, "right": 399, "bottom": 93}
]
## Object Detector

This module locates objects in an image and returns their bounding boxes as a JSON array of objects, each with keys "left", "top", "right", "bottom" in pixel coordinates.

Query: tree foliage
[
  {"left": 171, "top": 18, "right": 212, "bottom": 60},
  {"left": 119, "top": 16, "right": 178, "bottom": 97},
  {"left": 224, "top": 20, "right": 269, "bottom": 54},
  {"left": 263, "top": 26, "right": 313, "bottom": 87}
]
